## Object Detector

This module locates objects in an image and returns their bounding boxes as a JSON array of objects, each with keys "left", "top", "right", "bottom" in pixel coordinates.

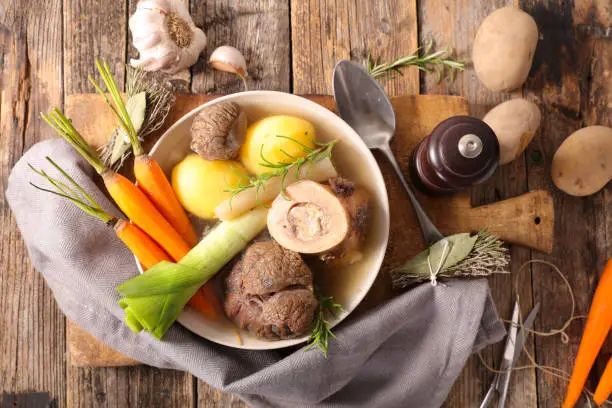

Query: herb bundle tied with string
[
  {"left": 392, "top": 231, "right": 510, "bottom": 289},
  {"left": 101, "top": 65, "right": 176, "bottom": 169}
]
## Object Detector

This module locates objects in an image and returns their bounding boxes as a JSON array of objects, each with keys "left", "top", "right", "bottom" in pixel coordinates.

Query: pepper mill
[{"left": 409, "top": 116, "right": 500, "bottom": 195}]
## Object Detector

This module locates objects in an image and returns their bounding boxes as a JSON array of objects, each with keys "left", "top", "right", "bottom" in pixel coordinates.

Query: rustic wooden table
[{"left": 1, "top": 1, "right": 610, "bottom": 407}]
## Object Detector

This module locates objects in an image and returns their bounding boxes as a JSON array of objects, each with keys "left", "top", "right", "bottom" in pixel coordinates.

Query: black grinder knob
[{"left": 409, "top": 116, "right": 500, "bottom": 195}]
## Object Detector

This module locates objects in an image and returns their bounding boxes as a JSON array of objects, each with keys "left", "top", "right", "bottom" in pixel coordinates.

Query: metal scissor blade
[
  {"left": 501, "top": 302, "right": 520, "bottom": 365},
  {"left": 511, "top": 302, "right": 541, "bottom": 366},
  {"left": 497, "top": 302, "right": 541, "bottom": 408}
]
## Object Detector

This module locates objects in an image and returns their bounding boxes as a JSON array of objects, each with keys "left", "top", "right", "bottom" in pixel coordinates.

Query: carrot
[
  {"left": 114, "top": 219, "right": 171, "bottom": 269},
  {"left": 30, "top": 157, "right": 219, "bottom": 318},
  {"left": 91, "top": 60, "right": 197, "bottom": 247},
  {"left": 29, "top": 157, "right": 172, "bottom": 269},
  {"left": 91, "top": 60, "right": 222, "bottom": 319},
  {"left": 563, "top": 258, "right": 612, "bottom": 408},
  {"left": 594, "top": 356, "right": 612, "bottom": 406},
  {"left": 102, "top": 172, "right": 191, "bottom": 261},
  {"left": 134, "top": 155, "right": 198, "bottom": 246}
]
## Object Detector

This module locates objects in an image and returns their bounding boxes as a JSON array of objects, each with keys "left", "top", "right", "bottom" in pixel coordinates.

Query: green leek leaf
[{"left": 117, "top": 207, "right": 268, "bottom": 339}]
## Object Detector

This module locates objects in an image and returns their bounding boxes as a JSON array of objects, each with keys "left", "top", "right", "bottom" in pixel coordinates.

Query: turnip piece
[{"left": 215, "top": 156, "right": 338, "bottom": 220}]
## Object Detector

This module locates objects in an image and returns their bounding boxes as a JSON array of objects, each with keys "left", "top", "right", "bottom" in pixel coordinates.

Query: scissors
[{"left": 480, "top": 300, "right": 541, "bottom": 408}]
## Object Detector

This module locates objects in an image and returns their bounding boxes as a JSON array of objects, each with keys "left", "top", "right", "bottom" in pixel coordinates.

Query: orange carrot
[
  {"left": 103, "top": 171, "right": 191, "bottom": 261},
  {"left": 90, "top": 60, "right": 197, "bottom": 247},
  {"left": 114, "top": 219, "right": 171, "bottom": 270},
  {"left": 30, "top": 157, "right": 218, "bottom": 318},
  {"left": 563, "top": 258, "right": 612, "bottom": 408},
  {"left": 91, "top": 60, "right": 221, "bottom": 319},
  {"left": 594, "top": 356, "right": 612, "bottom": 406},
  {"left": 41, "top": 108, "right": 191, "bottom": 263},
  {"left": 134, "top": 155, "right": 198, "bottom": 246},
  {"left": 29, "top": 157, "right": 173, "bottom": 269}
]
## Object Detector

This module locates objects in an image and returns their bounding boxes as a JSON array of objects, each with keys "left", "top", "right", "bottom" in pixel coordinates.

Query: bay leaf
[
  {"left": 395, "top": 233, "right": 478, "bottom": 278},
  {"left": 429, "top": 233, "right": 478, "bottom": 271},
  {"left": 126, "top": 91, "right": 147, "bottom": 134},
  {"left": 107, "top": 92, "right": 147, "bottom": 167}
]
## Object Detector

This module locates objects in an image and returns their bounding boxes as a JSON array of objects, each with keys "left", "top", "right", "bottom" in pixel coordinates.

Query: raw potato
[
  {"left": 483, "top": 98, "right": 541, "bottom": 164},
  {"left": 171, "top": 154, "right": 249, "bottom": 219},
  {"left": 552, "top": 126, "right": 612, "bottom": 197},
  {"left": 473, "top": 7, "right": 539, "bottom": 92},
  {"left": 240, "top": 115, "right": 316, "bottom": 175}
]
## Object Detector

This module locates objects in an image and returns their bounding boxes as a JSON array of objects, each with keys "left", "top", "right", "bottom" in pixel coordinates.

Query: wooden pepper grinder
[{"left": 409, "top": 116, "right": 500, "bottom": 195}]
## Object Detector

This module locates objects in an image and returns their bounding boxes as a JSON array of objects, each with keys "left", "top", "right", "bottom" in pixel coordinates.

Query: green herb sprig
[
  {"left": 367, "top": 41, "right": 464, "bottom": 82},
  {"left": 305, "top": 296, "right": 344, "bottom": 358},
  {"left": 226, "top": 136, "right": 337, "bottom": 205}
]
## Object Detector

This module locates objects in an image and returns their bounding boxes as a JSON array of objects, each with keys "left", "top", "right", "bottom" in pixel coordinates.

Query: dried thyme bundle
[{"left": 391, "top": 231, "right": 509, "bottom": 289}]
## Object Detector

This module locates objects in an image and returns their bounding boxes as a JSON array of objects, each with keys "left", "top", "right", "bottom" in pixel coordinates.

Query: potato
[
  {"left": 483, "top": 98, "right": 541, "bottom": 164},
  {"left": 552, "top": 126, "right": 612, "bottom": 196},
  {"left": 240, "top": 115, "right": 316, "bottom": 175},
  {"left": 171, "top": 154, "right": 249, "bottom": 219},
  {"left": 473, "top": 7, "right": 539, "bottom": 92}
]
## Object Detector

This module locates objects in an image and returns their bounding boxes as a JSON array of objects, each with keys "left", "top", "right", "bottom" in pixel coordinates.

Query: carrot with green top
[
  {"left": 594, "top": 356, "right": 612, "bottom": 406},
  {"left": 89, "top": 59, "right": 197, "bottom": 247},
  {"left": 563, "top": 258, "right": 612, "bottom": 408},
  {"left": 40, "top": 108, "right": 191, "bottom": 262},
  {"left": 30, "top": 157, "right": 220, "bottom": 320},
  {"left": 89, "top": 60, "right": 221, "bottom": 319},
  {"left": 29, "top": 157, "right": 171, "bottom": 270}
]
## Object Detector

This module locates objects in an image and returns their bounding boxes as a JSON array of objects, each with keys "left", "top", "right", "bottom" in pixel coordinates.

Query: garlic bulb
[{"left": 129, "top": 0, "right": 206, "bottom": 74}]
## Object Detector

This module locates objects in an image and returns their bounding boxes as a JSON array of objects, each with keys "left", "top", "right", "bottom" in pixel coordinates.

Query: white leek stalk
[{"left": 214, "top": 157, "right": 338, "bottom": 221}]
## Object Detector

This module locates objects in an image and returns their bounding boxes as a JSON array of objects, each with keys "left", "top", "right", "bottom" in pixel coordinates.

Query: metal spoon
[{"left": 333, "top": 60, "right": 444, "bottom": 246}]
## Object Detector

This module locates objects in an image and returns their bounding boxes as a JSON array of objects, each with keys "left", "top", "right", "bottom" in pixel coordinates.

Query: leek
[{"left": 118, "top": 207, "right": 268, "bottom": 339}]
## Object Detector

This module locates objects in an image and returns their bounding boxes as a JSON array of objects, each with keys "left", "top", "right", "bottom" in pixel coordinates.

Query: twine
[
  {"left": 427, "top": 238, "right": 450, "bottom": 286},
  {"left": 478, "top": 259, "right": 609, "bottom": 407}
]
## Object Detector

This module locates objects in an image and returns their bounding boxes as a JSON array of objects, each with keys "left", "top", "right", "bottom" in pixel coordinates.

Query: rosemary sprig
[
  {"left": 225, "top": 136, "right": 337, "bottom": 205},
  {"left": 367, "top": 41, "right": 465, "bottom": 82},
  {"left": 305, "top": 296, "right": 344, "bottom": 357}
]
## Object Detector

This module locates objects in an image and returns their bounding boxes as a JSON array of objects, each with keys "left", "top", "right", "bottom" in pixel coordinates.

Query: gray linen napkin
[{"left": 7, "top": 139, "right": 506, "bottom": 408}]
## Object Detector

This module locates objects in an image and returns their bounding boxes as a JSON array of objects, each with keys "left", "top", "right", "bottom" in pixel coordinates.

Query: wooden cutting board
[{"left": 64, "top": 93, "right": 554, "bottom": 366}]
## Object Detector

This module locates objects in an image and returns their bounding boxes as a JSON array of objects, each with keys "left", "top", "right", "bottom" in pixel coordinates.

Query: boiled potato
[
  {"left": 552, "top": 126, "right": 612, "bottom": 196},
  {"left": 483, "top": 98, "right": 541, "bottom": 164},
  {"left": 473, "top": 7, "right": 539, "bottom": 92},
  {"left": 172, "top": 154, "right": 249, "bottom": 219},
  {"left": 240, "top": 115, "right": 315, "bottom": 175}
]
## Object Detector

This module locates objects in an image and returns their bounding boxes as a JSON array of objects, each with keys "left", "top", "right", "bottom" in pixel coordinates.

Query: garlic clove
[{"left": 209, "top": 45, "right": 248, "bottom": 78}]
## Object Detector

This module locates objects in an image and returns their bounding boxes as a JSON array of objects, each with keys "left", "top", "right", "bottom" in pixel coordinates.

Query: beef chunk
[{"left": 224, "top": 241, "right": 318, "bottom": 340}]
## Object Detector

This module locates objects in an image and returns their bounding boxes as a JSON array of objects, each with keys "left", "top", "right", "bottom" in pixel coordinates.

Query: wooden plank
[
  {"left": 0, "top": 0, "right": 66, "bottom": 405},
  {"left": 63, "top": 0, "right": 127, "bottom": 95},
  {"left": 417, "top": 1, "right": 540, "bottom": 407},
  {"left": 190, "top": 0, "right": 291, "bottom": 93},
  {"left": 189, "top": 0, "right": 290, "bottom": 405},
  {"left": 67, "top": 366, "right": 194, "bottom": 408},
  {"left": 574, "top": 3, "right": 612, "bottom": 376},
  {"left": 62, "top": 1, "right": 196, "bottom": 407},
  {"left": 291, "top": 0, "right": 418, "bottom": 96},
  {"left": 67, "top": 321, "right": 139, "bottom": 367},
  {"left": 521, "top": 1, "right": 611, "bottom": 406}
]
